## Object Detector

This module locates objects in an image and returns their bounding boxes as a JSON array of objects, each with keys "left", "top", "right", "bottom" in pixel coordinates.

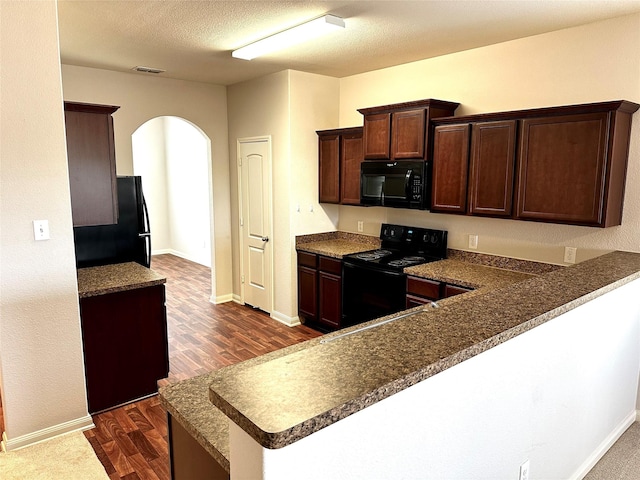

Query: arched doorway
[{"left": 132, "top": 116, "right": 212, "bottom": 268}]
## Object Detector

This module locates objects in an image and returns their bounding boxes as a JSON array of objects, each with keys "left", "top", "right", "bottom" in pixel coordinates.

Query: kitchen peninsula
[{"left": 160, "top": 249, "right": 640, "bottom": 480}]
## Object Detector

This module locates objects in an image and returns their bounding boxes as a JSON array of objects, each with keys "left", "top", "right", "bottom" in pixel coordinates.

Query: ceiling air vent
[{"left": 132, "top": 66, "right": 165, "bottom": 74}]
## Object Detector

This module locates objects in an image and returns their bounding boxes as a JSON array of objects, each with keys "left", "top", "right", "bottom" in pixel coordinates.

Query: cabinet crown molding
[
  {"left": 432, "top": 100, "right": 640, "bottom": 125},
  {"left": 64, "top": 101, "right": 120, "bottom": 115},
  {"left": 357, "top": 98, "right": 460, "bottom": 115}
]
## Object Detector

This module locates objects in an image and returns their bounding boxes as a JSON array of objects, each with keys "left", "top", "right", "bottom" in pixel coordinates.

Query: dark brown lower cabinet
[
  {"left": 318, "top": 256, "right": 342, "bottom": 329},
  {"left": 168, "top": 414, "right": 229, "bottom": 480},
  {"left": 79, "top": 284, "right": 169, "bottom": 413},
  {"left": 406, "top": 276, "right": 472, "bottom": 307},
  {"left": 297, "top": 251, "right": 343, "bottom": 331},
  {"left": 297, "top": 252, "right": 318, "bottom": 322},
  {"left": 443, "top": 284, "right": 473, "bottom": 298}
]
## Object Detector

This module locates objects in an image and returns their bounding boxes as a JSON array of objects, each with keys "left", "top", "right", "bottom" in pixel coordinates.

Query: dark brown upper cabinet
[
  {"left": 431, "top": 124, "right": 470, "bottom": 213},
  {"left": 469, "top": 120, "right": 517, "bottom": 217},
  {"left": 317, "top": 127, "right": 363, "bottom": 205},
  {"left": 358, "top": 99, "right": 459, "bottom": 161},
  {"left": 318, "top": 131, "right": 340, "bottom": 204},
  {"left": 431, "top": 120, "right": 517, "bottom": 217},
  {"left": 340, "top": 130, "right": 364, "bottom": 205},
  {"left": 392, "top": 108, "right": 426, "bottom": 159},
  {"left": 359, "top": 113, "right": 390, "bottom": 160},
  {"left": 64, "top": 101, "right": 120, "bottom": 227},
  {"left": 516, "top": 112, "right": 610, "bottom": 226},
  {"left": 431, "top": 100, "right": 639, "bottom": 227}
]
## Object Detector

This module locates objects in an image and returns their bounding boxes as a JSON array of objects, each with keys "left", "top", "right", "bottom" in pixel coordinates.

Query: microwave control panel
[{"left": 412, "top": 175, "right": 422, "bottom": 201}]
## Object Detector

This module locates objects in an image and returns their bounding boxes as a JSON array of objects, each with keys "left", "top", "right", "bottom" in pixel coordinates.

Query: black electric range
[
  {"left": 343, "top": 224, "right": 447, "bottom": 271},
  {"left": 342, "top": 223, "right": 447, "bottom": 326}
]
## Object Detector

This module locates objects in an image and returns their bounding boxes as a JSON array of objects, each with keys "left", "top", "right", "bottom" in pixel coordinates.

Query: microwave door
[{"left": 361, "top": 173, "right": 385, "bottom": 205}]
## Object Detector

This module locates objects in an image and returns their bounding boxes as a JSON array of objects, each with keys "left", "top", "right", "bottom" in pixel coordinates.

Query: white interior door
[{"left": 239, "top": 138, "right": 272, "bottom": 312}]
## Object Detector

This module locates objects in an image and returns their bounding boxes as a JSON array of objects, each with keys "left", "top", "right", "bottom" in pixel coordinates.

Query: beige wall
[
  {"left": 227, "top": 71, "right": 290, "bottom": 317},
  {"left": 61, "top": 65, "right": 233, "bottom": 300},
  {"left": 227, "top": 71, "right": 339, "bottom": 320},
  {"left": 288, "top": 70, "right": 340, "bottom": 314},
  {"left": 0, "top": 0, "right": 92, "bottom": 447},
  {"left": 338, "top": 13, "right": 640, "bottom": 265}
]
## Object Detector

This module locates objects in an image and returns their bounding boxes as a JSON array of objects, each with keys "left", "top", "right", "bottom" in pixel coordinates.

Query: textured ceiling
[{"left": 57, "top": 0, "right": 640, "bottom": 86}]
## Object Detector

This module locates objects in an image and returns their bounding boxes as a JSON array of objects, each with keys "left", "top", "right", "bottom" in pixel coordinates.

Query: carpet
[
  {"left": 584, "top": 422, "right": 640, "bottom": 480},
  {"left": 0, "top": 431, "right": 110, "bottom": 480}
]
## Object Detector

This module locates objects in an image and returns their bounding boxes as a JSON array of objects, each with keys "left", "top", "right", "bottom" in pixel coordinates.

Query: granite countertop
[
  {"left": 77, "top": 262, "right": 166, "bottom": 298},
  {"left": 160, "top": 373, "right": 232, "bottom": 472},
  {"left": 296, "top": 231, "right": 380, "bottom": 258},
  {"left": 405, "top": 259, "right": 537, "bottom": 291},
  {"left": 202, "top": 251, "right": 640, "bottom": 450}
]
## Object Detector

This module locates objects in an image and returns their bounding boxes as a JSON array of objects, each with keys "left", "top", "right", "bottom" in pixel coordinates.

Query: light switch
[{"left": 33, "top": 220, "right": 50, "bottom": 241}]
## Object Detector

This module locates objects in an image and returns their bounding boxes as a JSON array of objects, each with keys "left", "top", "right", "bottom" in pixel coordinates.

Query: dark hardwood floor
[{"left": 84, "top": 254, "right": 321, "bottom": 479}]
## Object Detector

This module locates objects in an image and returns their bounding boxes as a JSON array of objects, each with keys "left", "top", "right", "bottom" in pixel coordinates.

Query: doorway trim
[{"left": 236, "top": 136, "right": 274, "bottom": 314}]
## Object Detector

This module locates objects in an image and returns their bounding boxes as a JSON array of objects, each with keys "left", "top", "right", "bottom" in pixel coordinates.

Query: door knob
[{"left": 261, "top": 236, "right": 269, "bottom": 242}]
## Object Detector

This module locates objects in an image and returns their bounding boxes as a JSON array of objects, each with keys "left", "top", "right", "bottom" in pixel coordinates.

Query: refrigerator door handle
[{"left": 141, "top": 195, "right": 151, "bottom": 268}]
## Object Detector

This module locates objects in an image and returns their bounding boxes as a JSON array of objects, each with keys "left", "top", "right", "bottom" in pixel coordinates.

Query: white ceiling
[{"left": 57, "top": 0, "right": 640, "bottom": 86}]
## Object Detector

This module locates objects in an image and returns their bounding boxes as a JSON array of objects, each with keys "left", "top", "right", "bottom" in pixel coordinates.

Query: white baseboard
[
  {"left": 270, "top": 310, "right": 301, "bottom": 327},
  {"left": 3, "top": 415, "right": 95, "bottom": 451},
  {"left": 212, "top": 293, "right": 233, "bottom": 304},
  {"left": 229, "top": 296, "right": 300, "bottom": 327},
  {"left": 570, "top": 410, "right": 637, "bottom": 480}
]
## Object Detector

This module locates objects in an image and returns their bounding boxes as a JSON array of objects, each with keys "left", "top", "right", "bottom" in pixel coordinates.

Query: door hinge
[
  {"left": 241, "top": 275, "right": 245, "bottom": 284},
  {"left": 240, "top": 217, "right": 244, "bottom": 227},
  {"left": 238, "top": 156, "right": 242, "bottom": 166}
]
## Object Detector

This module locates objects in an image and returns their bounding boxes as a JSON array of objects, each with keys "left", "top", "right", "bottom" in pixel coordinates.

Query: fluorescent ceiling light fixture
[{"left": 232, "top": 14, "right": 345, "bottom": 60}]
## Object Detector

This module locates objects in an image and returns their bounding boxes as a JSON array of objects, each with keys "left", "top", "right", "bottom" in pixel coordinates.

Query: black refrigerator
[{"left": 74, "top": 176, "right": 151, "bottom": 268}]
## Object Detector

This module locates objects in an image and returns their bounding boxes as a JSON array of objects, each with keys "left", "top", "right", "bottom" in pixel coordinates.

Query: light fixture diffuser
[{"left": 232, "top": 14, "right": 345, "bottom": 61}]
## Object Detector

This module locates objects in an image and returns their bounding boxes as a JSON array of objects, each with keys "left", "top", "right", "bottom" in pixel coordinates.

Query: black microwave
[{"left": 360, "top": 160, "right": 428, "bottom": 209}]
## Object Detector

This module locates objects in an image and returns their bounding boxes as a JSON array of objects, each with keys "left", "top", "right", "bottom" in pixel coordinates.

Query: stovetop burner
[
  {"left": 351, "top": 249, "right": 393, "bottom": 261},
  {"left": 387, "top": 256, "right": 428, "bottom": 268},
  {"left": 343, "top": 224, "right": 448, "bottom": 273}
]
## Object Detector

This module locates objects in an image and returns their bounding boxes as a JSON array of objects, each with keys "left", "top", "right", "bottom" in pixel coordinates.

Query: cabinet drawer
[
  {"left": 319, "top": 256, "right": 342, "bottom": 274},
  {"left": 406, "top": 294, "right": 433, "bottom": 309},
  {"left": 407, "top": 276, "right": 441, "bottom": 300},
  {"left": 444, "top": 284, "right": 473, "bottom": 298},
  {"left": 298, "top": 251, "right": 317, "bottom": 268}
]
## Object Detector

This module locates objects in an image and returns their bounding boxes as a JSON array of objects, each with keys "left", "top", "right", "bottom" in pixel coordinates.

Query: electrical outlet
[
  {"left": 564, "top": 246, "right": 577, "bottom": 264},
  {"left": 519, "top": 459, "right": 530, "bottom": 480},
  {"left": 468, "top": 234, "right": 478, "bottom": 249},
  {"left": 357, "top": 221, "right": 364, "bottom": 232}
]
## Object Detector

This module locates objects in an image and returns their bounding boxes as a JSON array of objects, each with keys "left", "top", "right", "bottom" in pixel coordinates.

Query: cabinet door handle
[{"left": 261, "top": 236, "right": 269, "bottom": 242}]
